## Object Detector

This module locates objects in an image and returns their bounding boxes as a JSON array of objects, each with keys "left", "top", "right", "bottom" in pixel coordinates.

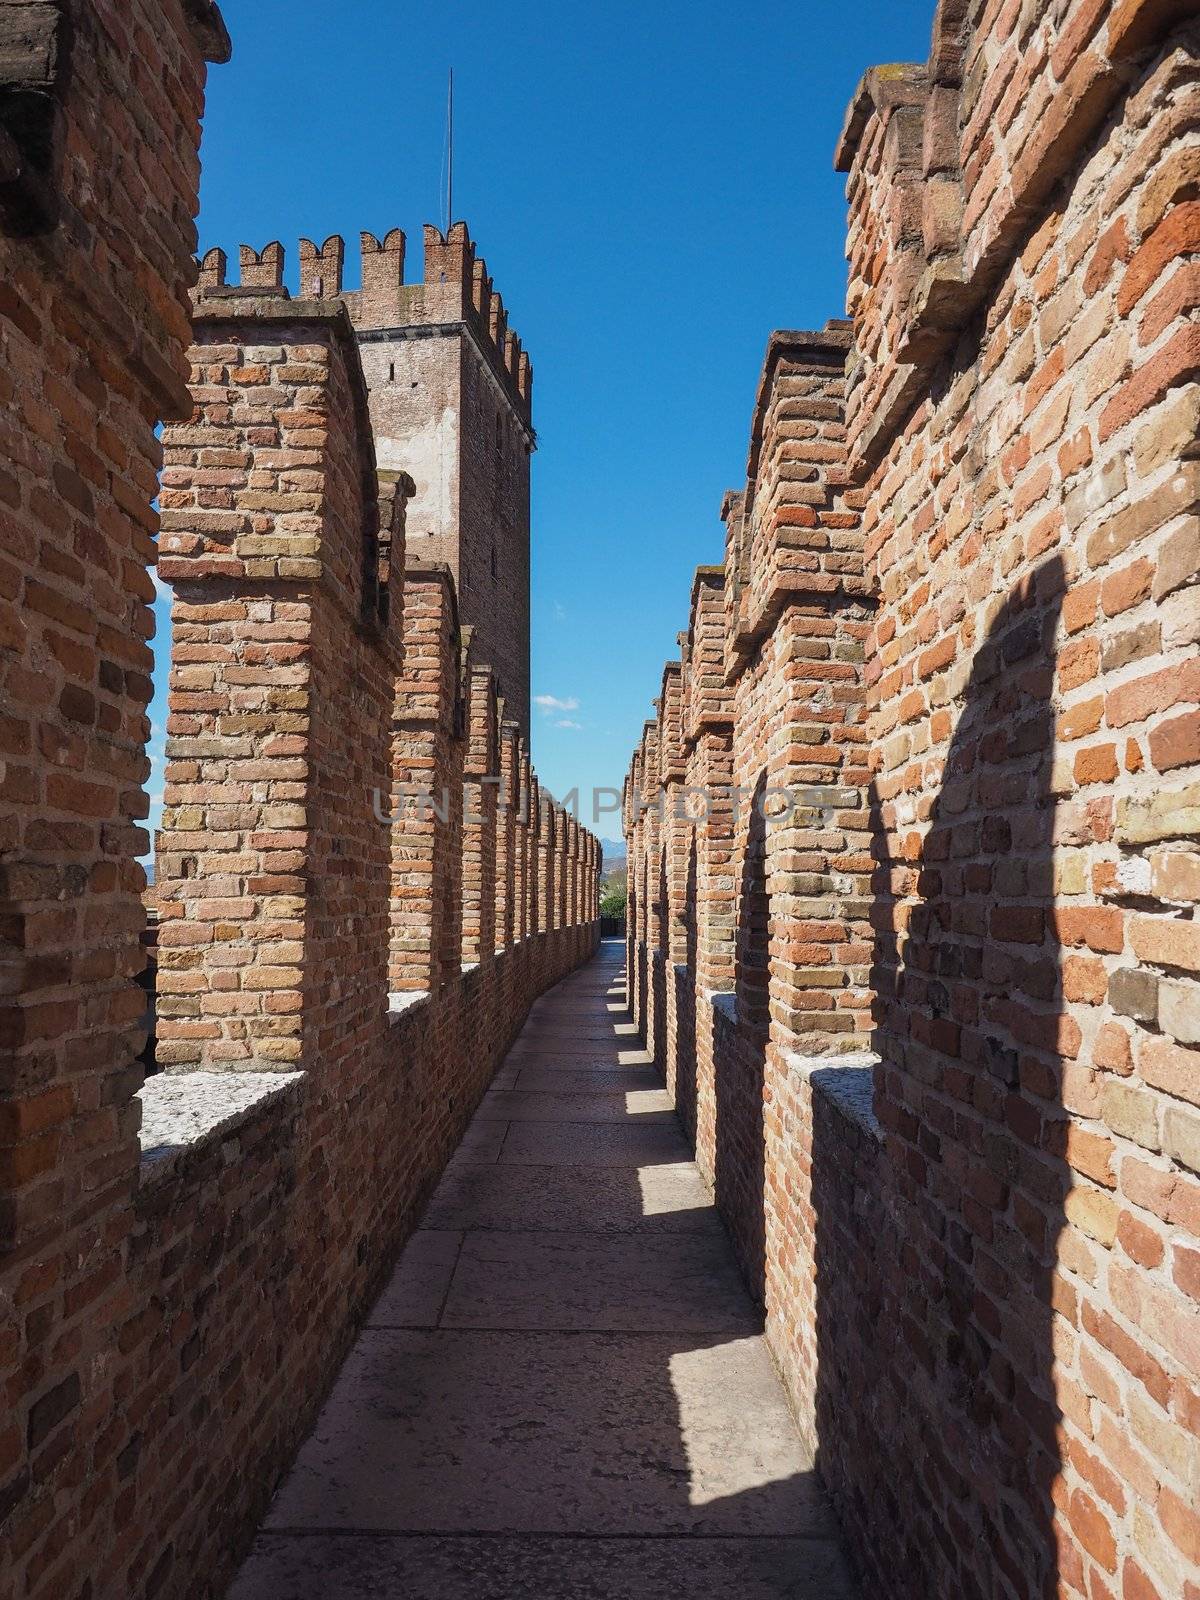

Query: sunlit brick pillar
[
  {"left": 660, "top": 665, "right": 690, "bottom": 967},
  {"left": 390, "top": 562, "right": 462, "bottom": 995},
  {"left": 729, "top": 325, "right": 873, "bottom": 1052},
  {"left": 686, "top": 569, "right": 736, "bottom": 998},
  {"left": 516, "top": 750, "right": 533, "bottom": 941},
  {"left": 526, "top": 771, "right": 540, "bottom": 940},
  {"left": 495, "top": 721, "right": 519, "bottom": 953},
  {"left": 555, "top": 808, "right": 569, "bottom": 931},
  {"left": 643, "top": 724, "right": 666, "bottom": 953},
  {"left": 624, "top": 749, "right": 647, "bottom": 1025},
  {"left": 461, "top": 658, "right": 498, "bottom": 967},
  {"left": 157, "top": 292, "right": 398, "bottom": 1069},
  {"left": 569, "top": 815, "right": 582, "bottom": 927},
  {"left": 537, "top": 796, "right": 556, "bottom": 934},
  {"left": 643, "top": 721, "right": 669, "bottom": 1056}
]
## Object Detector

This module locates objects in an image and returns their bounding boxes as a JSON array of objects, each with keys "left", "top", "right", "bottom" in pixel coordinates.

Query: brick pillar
[
  {"left": 555, "top": 808, "right": 569, "bottom": 932},
  {"left": 644, "top": 727, "right": 665, "bottom": 954},
  {"left": 583, "top": 833, "right": 591, "bottom": 923},
  {"left": 660, "top": 665, "right": 689, "bottom": 966},
  {"left": 685, "top": 567, "right": 736, "bottom": 997},
  {"left": 694, "top": 729, "right": 736, "bottom": 994},
  {"left": 625, "top": 750, "right": 648, "bottom": 1027},
  {"left": 390, "top": 563, "right": 462, "bottom": 995},
  {"left": 157, "top": 296, "right": 398, "bottom": 1067},
  {"left": 569, "top": 816, "right": 581, "bottom": 927},
  {"left": 525, "top": 771, "right": 540, "bottom": 941},
  {"left": 461, "top": 660, "right": 498, "bottom": 967},
  {"left": 538, "top": 796, "right": 555, "bottom": 934},
  {"left": 515, "top": 749, "right": 532, "bottom": 942},
  {"left": 495, "top": 722, "right": 519, "bottom": 953}
]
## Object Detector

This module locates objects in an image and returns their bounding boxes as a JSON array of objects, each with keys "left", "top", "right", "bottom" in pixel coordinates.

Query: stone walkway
[{"left": 230, "top": 942, "right": 857, "bottom": 1599}]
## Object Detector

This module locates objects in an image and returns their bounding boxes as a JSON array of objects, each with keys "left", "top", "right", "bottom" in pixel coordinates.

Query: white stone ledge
[
  {"left": 786, "top": 1049, "right": 882, "bottom": 1142},
  {"left": 388, "top": 989, "right": 430, "bottom": 1020},
  {"left": 706, "top": 990, "right": 738, "bottom": 1024},
  {"left": 138, "top": 1070, "right": 305, "bottom": 1184}
]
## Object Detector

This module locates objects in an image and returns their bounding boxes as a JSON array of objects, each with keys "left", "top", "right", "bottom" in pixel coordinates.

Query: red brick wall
[
  {"left": 0, "top": 2, "right": 229, "bottom": 1591},
  {"left": 0, "top": 14, "right": 599, "bottom": 1597},
  {"left": 627, "top": 4, "right": 1199, "bottom": 1598}
]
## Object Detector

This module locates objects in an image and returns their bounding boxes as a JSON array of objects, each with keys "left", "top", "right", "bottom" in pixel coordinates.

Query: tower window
[
  {"left": 491, "top": 545, "right": 498, "bottom": 580},
  {"left": 388, "top": 362, "right": 395, "bottom": 382}
]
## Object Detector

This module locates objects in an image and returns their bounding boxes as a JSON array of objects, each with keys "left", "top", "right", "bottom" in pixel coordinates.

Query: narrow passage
[{"left": 231, "top": 942, "right": 858, "bottom": 1598}]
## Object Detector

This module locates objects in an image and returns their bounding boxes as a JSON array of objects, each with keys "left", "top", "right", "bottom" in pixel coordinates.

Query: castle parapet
[
  {"left": 197, "top": 221, "right": 533, "bottom": 424},
  {"left": 299, "top": 234, "right": 345, "bottom": 298}
]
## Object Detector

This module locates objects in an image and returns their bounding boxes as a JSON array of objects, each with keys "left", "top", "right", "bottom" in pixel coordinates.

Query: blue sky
[{"left": 147, "top": 0, "right": 933, "bottom": 849}]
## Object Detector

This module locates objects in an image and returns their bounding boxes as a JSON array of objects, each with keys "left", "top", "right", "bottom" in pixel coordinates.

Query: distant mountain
[{"left": 599, "top": 836, "right": 626, "bottom": 874}]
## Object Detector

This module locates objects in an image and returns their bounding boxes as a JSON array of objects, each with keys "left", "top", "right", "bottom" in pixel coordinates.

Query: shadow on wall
[
  {"left": 813, "top": 555, "right": 1070, "bottom": 1596},
  {"left": 718, "top": 771, "right": 769, "bottom": 1306}
]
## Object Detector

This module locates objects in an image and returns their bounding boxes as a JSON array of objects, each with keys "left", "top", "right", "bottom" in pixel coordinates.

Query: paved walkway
[{"left": 230, "top": 942, "right": 857, "bottom": 1599}]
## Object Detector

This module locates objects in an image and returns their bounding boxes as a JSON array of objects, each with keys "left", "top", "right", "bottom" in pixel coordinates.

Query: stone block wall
[
  {"left": 626, "top": 2, "right": 1199, "bottom": 1598},
  {"left": 0, "top": 10, "right": 599, "bottom": 1599}
]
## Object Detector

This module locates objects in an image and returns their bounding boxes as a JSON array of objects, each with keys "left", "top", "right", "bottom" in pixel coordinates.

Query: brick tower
[{"left": 334, "top": 222, "right": 535, "bottom": 740}]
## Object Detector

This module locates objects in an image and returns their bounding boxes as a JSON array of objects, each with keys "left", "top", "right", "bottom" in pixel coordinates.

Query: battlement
[{"left": 197, "top": 223, "right": 533, "bottom": 423}]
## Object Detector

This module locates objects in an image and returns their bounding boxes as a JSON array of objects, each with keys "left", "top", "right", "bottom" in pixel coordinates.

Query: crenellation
[
  {"left": 357, "top": 227, "right": 406, "bottom": 322},
  {"left": 198, "top": 243, "right": 227, "bottom": 289},
  {"left": 299, "top": 233, "right": 345, "bottom": 299},
  {"left": 238, "top": 240, "right": 285, "bottom": 291},
  {"left": 470, "top": 253, "right": 491, "bottom": 306}
]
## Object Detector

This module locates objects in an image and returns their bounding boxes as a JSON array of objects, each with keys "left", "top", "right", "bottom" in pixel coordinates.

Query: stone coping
[
  {"left": 138, "top": 1071, "right": 305, "bottom": 1185},
  {"left": 707, "top": 990, "right": 738, "bottom": 1024},
  {"left": 388, "top": 990, "right": 430, "bottom": 1018},
  {"left": 786, "top": 1049, "right": 882, "bottom": 1141}
]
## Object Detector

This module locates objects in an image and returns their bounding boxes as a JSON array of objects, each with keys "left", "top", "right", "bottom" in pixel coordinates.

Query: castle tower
[{"left": 337, "top": 222, "right": 535, "bottom": 741}]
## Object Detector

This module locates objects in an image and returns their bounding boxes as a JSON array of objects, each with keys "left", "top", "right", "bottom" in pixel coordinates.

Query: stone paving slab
[
  {"left": 230, "top": 945, "right": 858, "bottom": 1599},
  {"left": 421, "top": 1160, "right": 721, "bottom": 1235},
  {"left": 367, "top": 1230, "right": 461, "bottom": 1327},
  {"left": 448, "top": 1119, "right": 509, "bottom": 1163},
  {"left": 230, "top": 1533, "right": 859, "bottom": 1599},
  {"left": 502, "top": 1045, "right": 655, "bottom": 1070},
  {"left": 438, "top": 1230, "right": 760, "bottom": 1333},
  {"left": 497, "top": 1119, "right": 692, "bottom": 1167},
  {"left": 262, "top": 1329, "right": 835, "bottom": 1537},
  {"left": 478, "top": 1088, "right": 676, "bottom": 1122},
  {"left": 508, "top": 1065, "right": 664, "bottom": 1093}
]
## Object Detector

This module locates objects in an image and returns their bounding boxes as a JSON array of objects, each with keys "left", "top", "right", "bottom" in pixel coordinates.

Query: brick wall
[
  {"left": 142, "top": 287, "right": 599, "bottom": 1596},
  {"left": 0, "top": 11, "right": 599, "bottom": 1598},
  {"left": 0, "top": 1, "right": 230, "bottom": 1591},
  {"left": 626, "top": 3, "right": 1199, "bottom": 1597}
]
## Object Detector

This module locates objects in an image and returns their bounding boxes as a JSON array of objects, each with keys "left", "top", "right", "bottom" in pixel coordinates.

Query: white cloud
[
  {"left": 553, "top": 601, "right": 567, "bottom": 621},
  {"left": 534, "top": 694, "right": 580, "bottom": 715},
  {"left": 151, "top": 571, "right": 174, "bottom": 607},
  {"left": 555, "top": 718, "right": 582, "bottom": 730}
]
